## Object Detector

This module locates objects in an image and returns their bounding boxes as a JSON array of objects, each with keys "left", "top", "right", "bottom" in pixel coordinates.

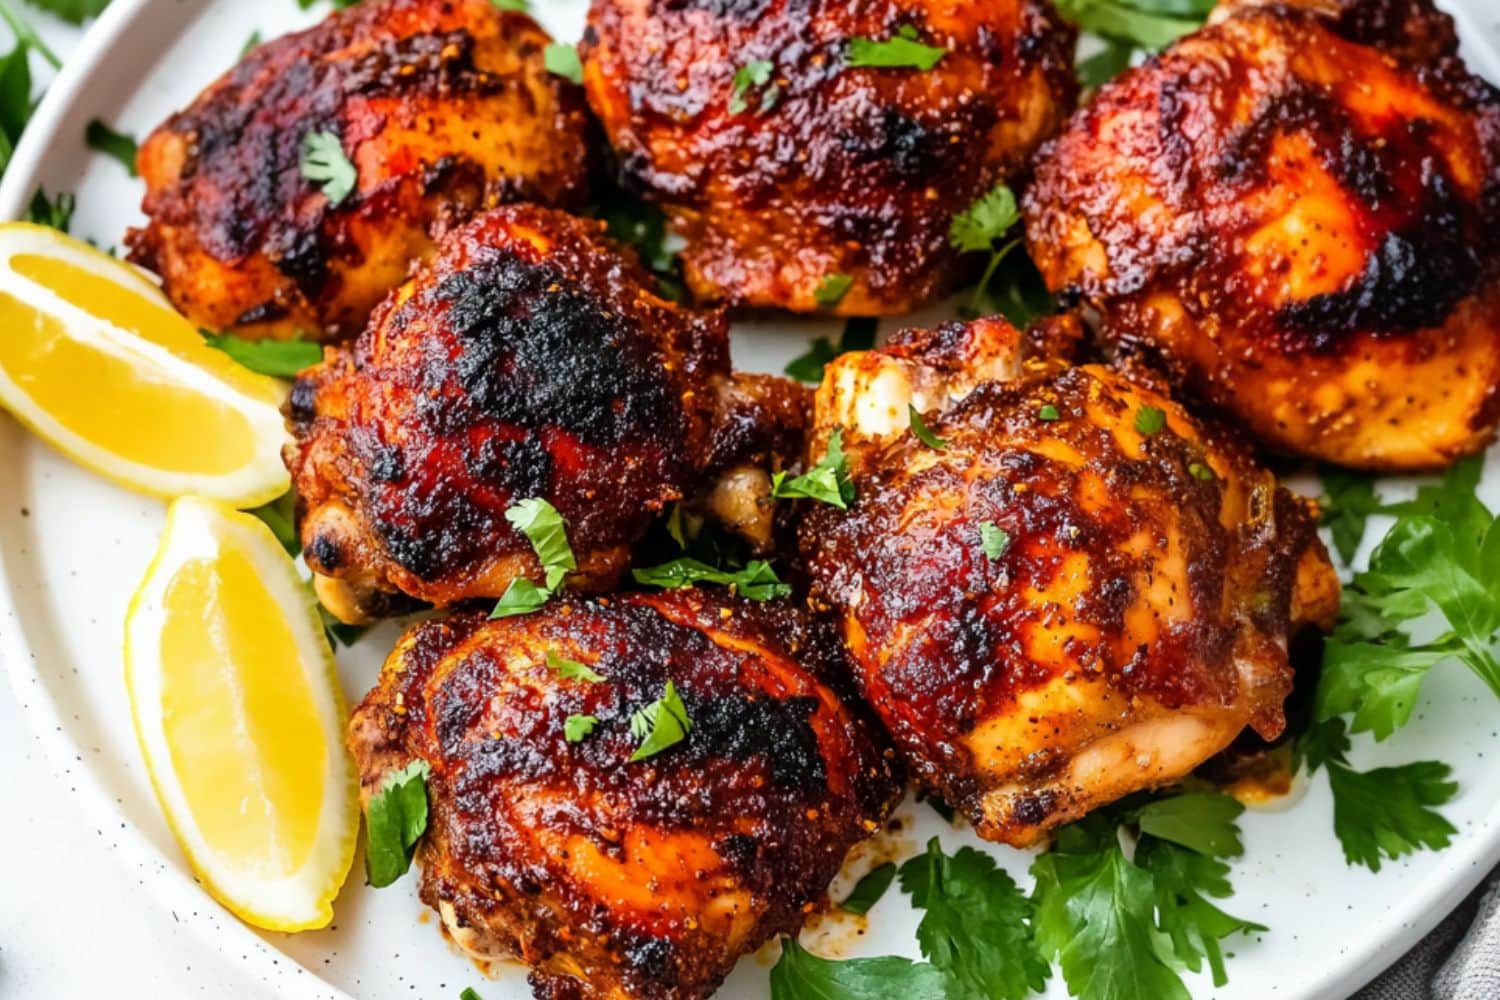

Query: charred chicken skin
[
  {"left": 127, "top": 0, "right": 593, "bottom": 341},
  {"left": 347, "top": 589, "right": 900, "bottom": 1000},
  {"left": 579, "top": 0, "right": 1077, "bottom": 315},
  {"left": 1024, "top": 0, "right": 1500, "bottom": 471},
  {"left": 287, "top": 204, "right": 806, "bottom": 623},
  {"left": 798, "top": 317, "right": 1339, "bottom": 846}
]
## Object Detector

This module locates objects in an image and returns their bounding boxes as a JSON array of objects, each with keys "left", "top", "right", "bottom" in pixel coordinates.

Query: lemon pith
[
  {"left": 125, "top": 497, "right": 358, "bottom": 931},
  {"left": 0, "top": 223, "right": 290, "bottom": 505}
]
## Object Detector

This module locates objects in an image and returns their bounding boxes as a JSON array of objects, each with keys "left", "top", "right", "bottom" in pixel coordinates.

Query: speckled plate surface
[{"left": 2, "top": 2, "right": 1500, "bottom": 998}]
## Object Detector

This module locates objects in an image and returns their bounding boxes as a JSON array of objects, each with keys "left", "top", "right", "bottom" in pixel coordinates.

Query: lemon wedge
[
  {"left": 125, "top": 496, "right": 357, "bottom": 931},
  {"left": 0, "top": 222, "right": 290, "bottom": 506}
]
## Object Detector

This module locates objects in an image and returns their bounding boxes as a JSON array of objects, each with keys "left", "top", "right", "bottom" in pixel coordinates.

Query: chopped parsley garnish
[
  {"left": 595, "top": 186, "right": 683, "bottom": 298},
  {"left": 545, "top": 42, "right": 583, "bottom": 85},
  {"left": 1134, "top": 405, "right": 1166, "bottom": 436},
  {"left": 814, "top": 272, "right": 854, "bottom": 307},
  {"left": 240, "top": 29, "right": 263, "bottom": 58},
  {"left": 84, "top": 118, "right": 137, "bottom": 175},
  {"left": 1296, "top": 719, "right": 1457, "bottom": 872},
  {"left": 1188, "top": 461, "right": 1214, "bottom": 481},
  {"left": 629, "top": 680, "right": 692, "bottom": 761},
  {"left": 491, "top": 499, "right": 576, "bottom": 618},
  {"left": 633, "top": 556, "right": 791, "bottom": 601},
  {"left": 907, "top": 405, "right": 946, "bottom": 450},
  {"left": 840, "top": 862, "right": 896, "bottom": 915},
  {"left": 730, "top": 59, "right": 776, "bottom": 114},
  {"left": 491, "top": 0, "right": 531, "bottom": 11},
  {"left": 847, "top": 24, "right": 947, "bottom": 71},
  {"left": 784, "top": 317, "right": 877, "bottom": 383},
  {"left": 546, "top": 649, "right": 605, "bottom": 684},
  {"left": 364, "top": 760, "right": 430, "bottom": 888},
  {"left": 459, "top": 988, "right": 485, "bottom": 1000},
  {"left": 980, "top": 522, "right": 1010, "bottom": 561},
  {"left": 202, "top": 331, "right": 323, "bottom": 377},
  {"left": 299, "top": 129, "right": 357, "bottom": 206},
  {"left": 248, "top": 491, "right": 299, "bottom": 556},
  {"left": 1038, "top": 404, "right": 1060, "bottom": 422},
  {"left": 1054, "top": 0, "right": 1214, "bottom": 55},
  {"left": 772, "top": 427, "right": 856, "bottom": 509},
  {"left": 901, "top": 838, "right": 1051, "bottom": 999},
  {"left": 564, "top": 714, "right": 599, "bottom": 742}
]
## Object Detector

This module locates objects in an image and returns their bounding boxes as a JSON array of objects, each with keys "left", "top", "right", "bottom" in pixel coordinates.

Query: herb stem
[
  {"left": 967, "top": 238, "right": 1019, "bottom": 317},
  {"left": 0, "top": 1, "right": 60, "bottom": 68}
]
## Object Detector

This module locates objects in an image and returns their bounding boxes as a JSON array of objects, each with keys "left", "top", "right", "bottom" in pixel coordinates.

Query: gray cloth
[{"left": 1356, "top": 869, "right": 1500, "bottom": 1000}]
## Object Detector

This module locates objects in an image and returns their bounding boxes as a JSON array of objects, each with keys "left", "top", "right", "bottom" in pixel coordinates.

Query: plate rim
[{"left": 1, "top": 2, "right": 1498, "bottom": 998}]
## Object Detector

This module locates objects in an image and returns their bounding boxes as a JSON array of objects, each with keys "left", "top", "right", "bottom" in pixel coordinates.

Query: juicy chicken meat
[
  {"left": 127, "top": 0, "right": 592, "bottom": 341},
  {"left": 287, "top": 204, "right": 807, "bottom": 623},
  {"left": 1024, "top": 0, "right": 1500, "bottom": 471},
  {"left": 580, "top": 0, "right": 1077, "bottom": 315},
  {"left": 798, "top": 317, "right": 1339, "bottom": 846},
  {"left": 347, "top": 590, "right": 900, "bottom": 1000}
]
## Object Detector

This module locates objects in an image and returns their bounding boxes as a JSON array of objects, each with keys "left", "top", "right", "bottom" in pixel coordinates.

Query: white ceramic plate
[{"left": 3, "top": 2, "right": 1499, "bottom": 998}]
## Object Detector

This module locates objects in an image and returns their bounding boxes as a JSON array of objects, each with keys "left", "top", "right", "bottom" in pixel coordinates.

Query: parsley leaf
[
  {"left": 629, "top": 680, "right": 692, "bottom": 761},
  {"left": 770, "top": 938, "right": 952, "bottom": 1000},
  {"left": 23, "top": 0, "right": 110, "bottom": 25},
  {"left": 491, "top": 0, "right": 530, "bottom": 11},
  {"left": 950, "top": 184, "right": 1020, "bottom": 254},
  {"left": 490, "top": 577, "right": 551, "bottom": 619},
  {"left": 1318, "top": 467, "right": 1381, "bottom": 565},
  {"left": 249, "top": 491, "right": 299, "bottom": 557},
  {"left": 506, "top": 498, "right": 576, "bottom": 590},
  {"left": 848, "top": 24, "right": 947, "bottom": 71},
  {"left": 772, "top": 427, "right": 856, "bottom": 508},
  {"left": 1038, "top": 404, "right": 1060, "bottom": 422},
  {"left": 814, "top": 272, "right": 853, "bottom": 307},
  {"left": 840, "top": 862, "right": 896, "bottom": 915},
  {"left": 85, "top": 118, "right": 136, "bottom": 175},
  {"left": 564, "top": 714, "right": 599, "bottom": 742},
  {"left": 730, "top": 59, "right": 775, "bottom": 114},
  {"left": 980, "top": 522, "right": 1010, "bottom": 561},
  {"left": 25, "top": 187, "right": 74, "bottom": 231},
  {"left": 1076, "top": 38, "right": 1134, "bottom": 88},
  {"left": 545, "top": 42, "right": 583, "bottom": 85},
  {"left": 202, "top": 331, "right": 323, "bottom": 377},
  {"left": 1134, "top": 793, "right": 1245, "bottom": 858},
  {"left": 908, "top": 405, "right": 947, "bottom": 450},
  {"left": 785, "top": 317, "right": 877, "bottom": 383},
  {"left": 459, "top": 988, "right": 485, "bottom": 1000},
  {"left": 364, "top": 760, "right": 431, "bottom": 888},
  {"left": 1134, "top": 837, "right": 1265, "bottom": 987},
  {"left": 632, "top": 556, "right": 791, "bottom": 601},
  {"left": 547, "top": 649, "right": 605, "bottom": 683},
  {"left": 1188, "top": 461, "right": 1214, "bottom": 481},
  {"left": 899, "top": 838, "right": 1051, "bottom": 1000},
  {"left": 299, "top": 129, "right": 357, "bottom": 206},
  {"left": 1134, "top": 405, "right": 1165, "bottom": 436},
  {"left": 1296, "top": 719, "right": 1457, "bottom": 872},
  {"left": 1053, "top": 0, "right": 1213, "bottom": 53},
  {"left": 0, "top": 2, "right": 58, "bottom": 68}
]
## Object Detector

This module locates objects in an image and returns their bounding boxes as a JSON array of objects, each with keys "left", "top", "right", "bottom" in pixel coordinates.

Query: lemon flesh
[
  {"left": 126, "top": 497, "right": 357, "bottom": 930},
  {"left": 0, "top": 223, "right": 290, "bottom": 505}
]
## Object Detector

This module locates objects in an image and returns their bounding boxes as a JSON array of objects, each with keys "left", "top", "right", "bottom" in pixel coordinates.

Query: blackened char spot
[
  {"left": 681, "top": 693, "right": 826, "bottom": 791},
  {"left": 426, "top": 252, "right": 680, "bottom": 447}
]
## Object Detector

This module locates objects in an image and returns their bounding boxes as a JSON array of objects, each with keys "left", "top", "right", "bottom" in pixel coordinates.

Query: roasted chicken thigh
[
  {"left": 128, "top": 0, "right": 593, "bottom": 341},
  {"left": 347, "top": 590, "right": 900, "bottom": 1000},
  {"left": 798, "top": 317, "right": 1339, "bottom": 846},
  {"left": 287, "top": 205, "right": 805, "bottom": 623},
  {"left": 580, "top": 0, "right": 1077, "bottom": 314},
  {"left": 1024, "top": 0, "right": 1500, "bottom": 470}
]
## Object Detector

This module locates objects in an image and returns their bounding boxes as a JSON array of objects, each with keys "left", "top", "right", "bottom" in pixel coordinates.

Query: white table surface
[{"left": 3, "top": 3, "right": 1500, "bottom": 1000}]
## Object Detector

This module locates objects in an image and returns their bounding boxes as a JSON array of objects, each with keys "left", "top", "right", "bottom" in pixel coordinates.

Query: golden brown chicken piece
[
  {"left": 1023, "top": 0, "right": 1500, "bottom": 471},
  {"left": 347, "top": 589, "right": 900, "bottom": 1000},
  {"left": 126, "top": 0, "right": 593, "bottom": 341},
  {"left": 287, "top": 204, "right": 807, "bottom": 623},
  {"left": 579, "top": 0, "right": 1077, "bottom": 315},
  {"left": 797, "top": 317, "right": 1339, "bottom": 846}
]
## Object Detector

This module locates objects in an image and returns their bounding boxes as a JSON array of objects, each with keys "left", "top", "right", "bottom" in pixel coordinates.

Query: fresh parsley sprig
[
  {"left": 949, "top": 184, "right": 1044, "bottom": 320},
  {"left": 300, "top": 129, "right": 357, "bottom": 206},
  {"left": 202, "top": 330, "right": 323, "bottom": 377},
  {"left": 632, "top": 556, "right": 790, "bottom": 601},
  {"left": 629, "top": 680, "right": 692, "bottom": 761},
  {"left": 364, "top": 759, "right": 431, "bottom": 888},
  {"left": 84, "top": 117, "right": 135, "bottom": 175},
  {"left": 491, "top": 498, "right": 577, "bottom": 618},
  {"left": 847, "top": 24, "right": 947, "bottom": 71},
  {"left": 772, "top": 427, "right": 856, "bottom": 509},
  {"left": 839, "top": 862, "right": 896, "bottom": 915},
  {"left": 1055, "top": 0, "right": 1214, "bottom": 55}
]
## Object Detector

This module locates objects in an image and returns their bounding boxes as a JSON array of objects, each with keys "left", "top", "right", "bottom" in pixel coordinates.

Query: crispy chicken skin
[
  {"left": 798, "top": 317, "right": 1339, "bottom": 846},
  {"left": 127, "top": 0, "right": 592, "bottom": 341},
  {"left": 347, "top": 590, "right": 900, "bottom": 1000},
  {"left": 287, "top": 205, "right": 807, "bottom": 623},
  {"left": 579, "top": 0, "right": 1077, "bottom": 315},
  {"left": 1023, "top": 0, "right": 1500, "bottom": 471}
]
